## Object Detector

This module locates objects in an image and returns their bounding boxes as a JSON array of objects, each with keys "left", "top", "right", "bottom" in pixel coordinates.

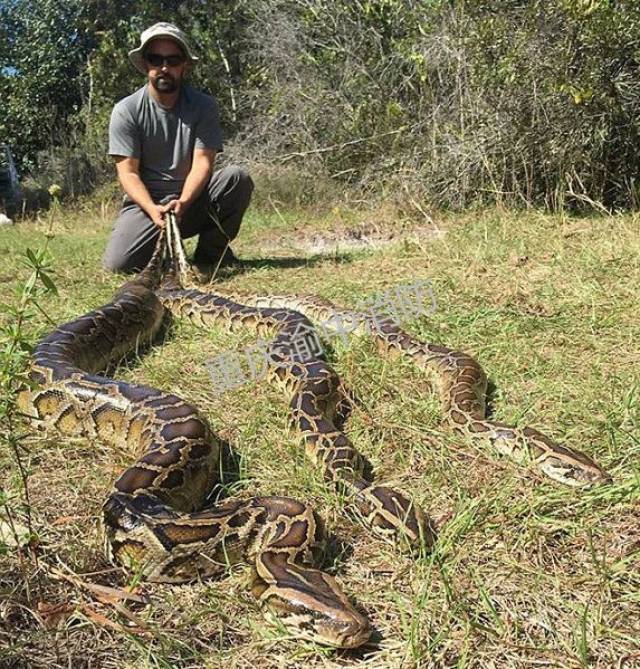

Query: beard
[{"left": 151, "top": 73, "right": 179, "bottom": 94}]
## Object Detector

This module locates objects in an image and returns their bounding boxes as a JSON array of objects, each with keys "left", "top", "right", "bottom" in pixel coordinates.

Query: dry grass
[{"left": 0, "top": 197, "right": 639, "bottom": 668}]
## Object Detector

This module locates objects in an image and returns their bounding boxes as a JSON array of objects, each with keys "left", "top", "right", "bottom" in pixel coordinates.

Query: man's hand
[
  {"left": 113, "top": 149, "right": 215, "bottom": 229},
  {"left": 159, "top": 198, "right": 190, "bottom": 220},
  {"left": 115, "top": 156, "right": 169, "bottom": 229},
  {"left": 151, "top": 205, "right": 168, "bottom": 228}
]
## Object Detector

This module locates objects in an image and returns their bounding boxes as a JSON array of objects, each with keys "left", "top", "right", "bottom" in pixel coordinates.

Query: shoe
[
  {"left": 190, "top": 264, "right": 214, "bottom": 284},
  {"left": 191, "top": 247, "right": 243, "bottom": 283},
  {"left": 217, "top": 247, "right": 242, "bottom": 269}
]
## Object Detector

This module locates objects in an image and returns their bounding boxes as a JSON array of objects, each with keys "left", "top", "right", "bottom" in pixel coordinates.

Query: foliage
[
  {"left": 0, "top": 0, "right": 94, "bottom": 171},
  {"left": 0, "top": 243, "right": 57, "bottom": 565},
  {"left": 4, "top": 0, "right": 640, "bottom": 209},
  {"left": 231, "top": 0, "right": 640, "bottom": 209}
]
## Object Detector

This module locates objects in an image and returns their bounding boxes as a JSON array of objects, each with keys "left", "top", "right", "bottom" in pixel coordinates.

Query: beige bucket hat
[{"left": 128, "top": 22, "right": 199, "bottom": 74}]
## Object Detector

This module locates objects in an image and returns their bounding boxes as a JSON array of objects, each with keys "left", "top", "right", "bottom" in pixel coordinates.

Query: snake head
[
  {"left": 314, "top": 608, "right": 372, "bottom": 649},
  {"left": 102, "top": 493, "right": 142, "bottom": 566},
  {"left": 535, "top": 440, "right": 612, "bottom": 488},
  {"left": 103, "top": 493, "right": 142, "bottom": 533},
  {"left": 538, "top": 453, "right": 613, "bottom": 487},
  {"left": 253, "top": 554, "right": 371, "bottom": 648},
  {"left": 102, "top": 492, "right": 172, "bottom": 572},
  {"left": 268, "top": 602, "right": 371, "bottom": 649}
]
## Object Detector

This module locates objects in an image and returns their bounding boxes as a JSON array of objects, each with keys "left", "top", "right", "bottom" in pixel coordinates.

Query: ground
[{"left": 0, "top": 193, "right": 638, "bottom": 668}]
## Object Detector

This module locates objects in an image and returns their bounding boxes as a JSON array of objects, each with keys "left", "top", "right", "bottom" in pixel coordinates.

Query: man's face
[{"left": 144, "top": 38, "right": 188, "bottom": 94}]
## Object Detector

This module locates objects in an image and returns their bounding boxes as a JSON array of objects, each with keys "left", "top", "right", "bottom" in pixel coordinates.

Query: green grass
[{"left": 0, "top": 195, "right": 639, "bottom": 668}]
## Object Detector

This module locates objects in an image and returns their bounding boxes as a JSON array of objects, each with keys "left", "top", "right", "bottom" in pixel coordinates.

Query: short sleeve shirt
[{"left": 108, "top": 84, "right": 223, "bottom": 198}]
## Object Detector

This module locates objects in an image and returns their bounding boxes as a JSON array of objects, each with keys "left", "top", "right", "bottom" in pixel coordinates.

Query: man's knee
[
  {"left": 102, "top": 251, "right": 135, "bottom": 274},
  {"left": 214, "top": 165, "right": 254, "bottom": 203},
  {"left": 222, "top": 164, "right": 253, "bottom": 186},
  {"left": 103, "top": 208, "right": 158, "bottom": 274},
  {"left": 233, "top": 165, "right": 254, "bottom": 196},
  {"left": 102, "top": 245, "right": 148, "bottom": 274}
]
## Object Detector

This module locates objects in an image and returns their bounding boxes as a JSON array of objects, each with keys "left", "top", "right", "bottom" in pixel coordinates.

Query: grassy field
[{"left": 0, "top": 194, "right": 639, "bottom": 668}]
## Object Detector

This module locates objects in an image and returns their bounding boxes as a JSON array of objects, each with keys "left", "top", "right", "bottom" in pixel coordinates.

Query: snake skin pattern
[
  {"left": 18, "top": 215, "right": 611, "bottom": 649},
  {"left": 18, "top": 230, "right": 372, "bottom": 647},
  {"left": 224, "top": 292, "right": 611, "bottom": 488}
]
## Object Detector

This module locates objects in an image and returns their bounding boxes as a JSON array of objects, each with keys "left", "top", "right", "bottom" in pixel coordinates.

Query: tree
[{"left": 0, "top": 0, "right": 93, "bottom": 170}]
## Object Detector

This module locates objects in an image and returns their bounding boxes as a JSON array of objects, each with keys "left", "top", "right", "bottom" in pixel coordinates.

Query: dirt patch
[{"left": 260, "top": 220, "right": 446, "bottom": 256}]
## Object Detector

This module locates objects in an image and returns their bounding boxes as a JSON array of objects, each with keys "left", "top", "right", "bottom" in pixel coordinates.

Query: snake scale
[{"left": 18, "top": 216, "right": 611, "bottom": 649}]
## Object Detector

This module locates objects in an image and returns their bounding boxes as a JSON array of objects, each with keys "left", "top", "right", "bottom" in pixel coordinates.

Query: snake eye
[
  {"left": 103, "top": 494, "right": 141, "bottom": 532},
  {"left": 120, "top": 508, "right": 141, "bottom": 531},
  {"left": 574, "top": 463, "right": 612, "bottom": 486},
  {"left": 539, "top": 457, "right": 576, "bottom": 485}
]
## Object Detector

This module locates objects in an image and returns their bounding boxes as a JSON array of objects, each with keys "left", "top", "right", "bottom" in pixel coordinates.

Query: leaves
[
  {"left": 0, "top": 246, "right": 57, "bottom": 383},
  {"left": 0, "top": 0, "right": 94, "bottom": 171},
  {"left": 0, "top": 242, "right": 57, "bottom": 579},
  {"left": 5, "top": 0, "right": 640, "bottom": 208}
]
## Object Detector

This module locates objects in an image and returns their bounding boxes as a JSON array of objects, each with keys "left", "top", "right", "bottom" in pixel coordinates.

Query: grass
[{"left": 0, "top": 192, "right": 639, "bottom": 668}]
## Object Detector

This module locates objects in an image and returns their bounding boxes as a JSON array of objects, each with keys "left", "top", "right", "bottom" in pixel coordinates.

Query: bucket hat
[{"left": 128, "top": 22, "right": 199, "bottom": 74}]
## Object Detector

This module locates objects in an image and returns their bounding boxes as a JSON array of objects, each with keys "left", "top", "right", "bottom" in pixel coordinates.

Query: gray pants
[{"left": 103, "top": 165, "right": 254, "bottom": 273}]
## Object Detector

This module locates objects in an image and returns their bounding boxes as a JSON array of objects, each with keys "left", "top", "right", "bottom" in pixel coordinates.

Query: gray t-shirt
[{"left": 108, "top": 84, "right": 223, "bottom": 198}]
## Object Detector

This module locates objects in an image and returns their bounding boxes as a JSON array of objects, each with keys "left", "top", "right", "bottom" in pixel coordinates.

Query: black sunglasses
[{"left": 145, "top": 53, "right": 185, "bottom": 67}]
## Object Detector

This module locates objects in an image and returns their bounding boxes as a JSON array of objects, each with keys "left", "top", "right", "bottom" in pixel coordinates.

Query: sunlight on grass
[{"left": 1, "top": 201, "right": 638, "bottom": 667}]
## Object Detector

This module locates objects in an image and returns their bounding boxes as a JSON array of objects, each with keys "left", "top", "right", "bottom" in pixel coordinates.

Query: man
[{"left": 103, "top": 22, "right": 253, "bottom": 274}]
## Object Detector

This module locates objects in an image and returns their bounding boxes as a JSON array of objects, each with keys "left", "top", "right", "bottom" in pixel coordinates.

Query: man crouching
[{"left": 103, "top": 22, "right": 253, "bottom": 274}]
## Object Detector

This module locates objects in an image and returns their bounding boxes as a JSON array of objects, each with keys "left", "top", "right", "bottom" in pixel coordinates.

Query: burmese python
[
  {"left": 18, "top": 215, "right": 611, "bottom": 649},
  {"left": 228, "top": 295, "right": 612, "bottom": 488}
]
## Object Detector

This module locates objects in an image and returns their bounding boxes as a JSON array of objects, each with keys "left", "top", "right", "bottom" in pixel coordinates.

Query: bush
[
  {"left": 5, "top": 0, "right": 640, "bottom": 211},
  {"left": 230, "top": 1, "right": 640, "bottom": 211}
]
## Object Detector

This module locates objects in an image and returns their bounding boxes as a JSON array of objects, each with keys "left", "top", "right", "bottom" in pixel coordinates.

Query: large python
[
  {"left": 167, "top": 216, "right": 610, "bottom": 488},
  {"left": 17, "top": 216, "right": 611, "bottom": 649},
  {"left": 17, "top": 230, "right": 370, "bottom": 646},
  {"left": 158, "top": 218, "right": 435, "bottom": 554},
  {"left": 225, "top": 294, "right": 612, "bottom": 488}
]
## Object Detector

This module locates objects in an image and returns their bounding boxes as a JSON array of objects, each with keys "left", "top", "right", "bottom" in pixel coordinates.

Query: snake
[
  {"left": 16, "top": 219, "right": 424, "bottom": 648},
  {"left": 225, "top": 294, "right": 612, "bottom": 488},
  {"left": 17, "top": 215, "right": 611, "bottom": 649}
]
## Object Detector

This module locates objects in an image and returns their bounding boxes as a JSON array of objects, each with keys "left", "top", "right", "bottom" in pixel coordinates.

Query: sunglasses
[{"left": 145, "top": 53, "right": 185, "bottom": 67}]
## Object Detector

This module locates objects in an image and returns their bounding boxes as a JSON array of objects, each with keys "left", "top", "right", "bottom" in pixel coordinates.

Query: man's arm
[
  {"left": 164, "top": 148, "right": 216, "bottom": 218},
  {"left": 109, "top": 103, "right": 170, "bottom": 226},
  {"left": 114, "top": 156, "right": 167, "bottom": 228}
]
